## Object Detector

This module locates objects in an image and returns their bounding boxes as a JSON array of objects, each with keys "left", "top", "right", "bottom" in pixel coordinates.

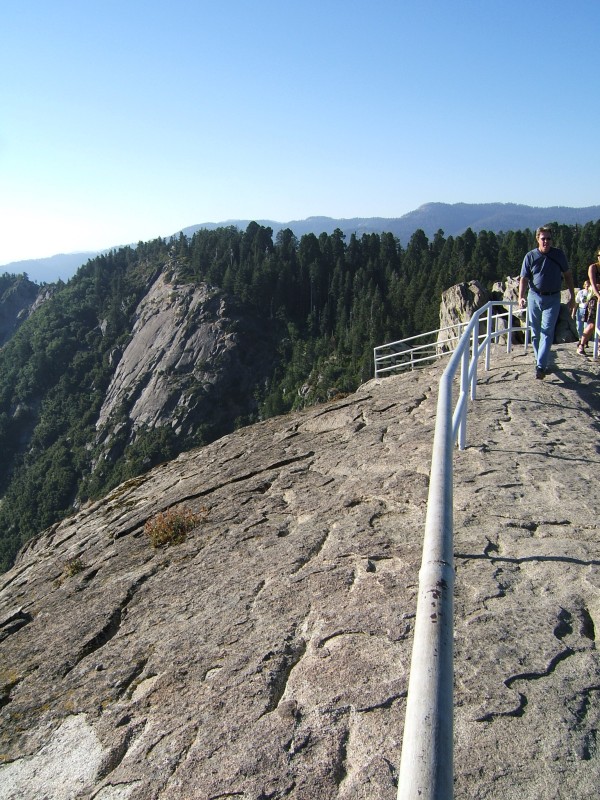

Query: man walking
[{"left": 518, "top": 225, "right": 575, "bottom": 379}]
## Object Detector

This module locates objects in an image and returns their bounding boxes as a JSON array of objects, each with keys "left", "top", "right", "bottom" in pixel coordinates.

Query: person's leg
[
  {"left": 581, "top": 298, "right": 598, "bottom": 348},
  {"left": 527, "top": 292, "right": 542, "bottom": 366},
  {"left": 580, "top": 322, "right": 595, "bottom": 347},
  {"left": 537, "top": 296, "right": 561, "bottom": 370},
  {"left": 577, "top": 307, "right": 585, "bottom": 338}
]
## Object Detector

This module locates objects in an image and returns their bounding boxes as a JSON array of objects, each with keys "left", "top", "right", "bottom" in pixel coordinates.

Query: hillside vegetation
[{"left": 0, "top": 219, "right": 599, "bottom": 570}]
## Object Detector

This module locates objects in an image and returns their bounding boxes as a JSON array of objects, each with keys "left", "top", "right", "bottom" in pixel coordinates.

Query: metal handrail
[
  {"left": 373, "top": 323, "right": 464, "bottom": 377},
  {"left": 395, "top": 298, "right": 598, "bottom": 798},
  {"left": 396, "top": 300, "right": 523, "bottom": 799},
  {"left": 374, "top": 303, "right": 525, "bottom": 379}
]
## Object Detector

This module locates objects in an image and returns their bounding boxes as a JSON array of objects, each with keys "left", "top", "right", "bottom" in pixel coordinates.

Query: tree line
[{"left": 0, "top": 219, "right": 598, "bottom": 571}]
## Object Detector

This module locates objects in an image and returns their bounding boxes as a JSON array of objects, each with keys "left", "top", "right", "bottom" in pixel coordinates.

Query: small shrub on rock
[
  {"left": 144, "top": 506, "right": 205, "bottom": 548},
  {"left": 63, "top": 557, "right": 86, "bottom": 577},
  {"left": 54, "top": 556, "right": 86, "bottom": 587}
]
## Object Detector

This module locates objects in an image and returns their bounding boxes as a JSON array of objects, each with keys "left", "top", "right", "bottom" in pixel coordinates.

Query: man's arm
[{"left": 518, "top": 276, "right": 528, "bottom": 309}]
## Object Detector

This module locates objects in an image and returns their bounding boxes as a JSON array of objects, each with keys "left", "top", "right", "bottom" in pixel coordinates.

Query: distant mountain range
[
  {"left": 0, "top": 251, "right": 99, "bottom": 284},
  {"left": 179, "top": 202, "right": 600, "bottom": 243},
  {"left": 5, "top": 202, "right": 600, "bottom": 284}
]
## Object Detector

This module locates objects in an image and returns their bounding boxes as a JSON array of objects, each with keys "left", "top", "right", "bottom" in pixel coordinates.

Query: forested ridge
[{"left": 1, "top": 219, "right": 598, "bottom": 571}]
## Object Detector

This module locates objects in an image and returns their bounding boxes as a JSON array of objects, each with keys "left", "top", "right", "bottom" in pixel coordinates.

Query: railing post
[
  {"left": 484, "top": 306, "right": 493, "bottom": 371},
  {"left": 470, "top": 326, "right": 478, "bottom": 403},
  {"left": 456, "top": 346, "right": 468, "bottom": 450},
  {"left": 397, "top": 373, "right": 455, "bottom": 800}
]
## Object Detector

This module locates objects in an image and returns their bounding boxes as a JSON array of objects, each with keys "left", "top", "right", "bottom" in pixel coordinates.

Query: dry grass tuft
[{"left": 144, "top": 506, "right": 206, "bottom": 548}]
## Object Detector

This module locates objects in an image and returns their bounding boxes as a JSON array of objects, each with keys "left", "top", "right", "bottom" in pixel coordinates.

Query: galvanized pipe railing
[
  {"left": 396, "top": 301, "right": 522, "bottom": 799},
  {"left": 374, "top": 303, "right": 524, "bottom": 379},
  {"left": 373, "top": 322, "right": 466, "bottom": 377}
]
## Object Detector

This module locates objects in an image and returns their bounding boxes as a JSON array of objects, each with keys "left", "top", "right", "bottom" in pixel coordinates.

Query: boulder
[
  {"left": 437, "top": 280, "right": 491, "bottom": 352},
  {"left": 438, "top": 278, "right": 579, "bottom": 353},
  {"left": 491, "top": 276, "right": 578, "bottom": 343}
]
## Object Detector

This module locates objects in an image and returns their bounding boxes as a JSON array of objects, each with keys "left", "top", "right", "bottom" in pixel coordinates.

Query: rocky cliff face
[
  {"left": 0, "top": 341, "right": 598, "bottom": 799},
  {"left": 0, "top": 277, "right": 42, "bottom": 348},
  {"left": 94, "top": 270, "right": 275, "bottom": 466}
]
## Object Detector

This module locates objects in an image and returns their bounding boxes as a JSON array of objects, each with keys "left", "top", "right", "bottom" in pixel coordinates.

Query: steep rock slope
[
  {"left": 94, "top": 270, "right": 275, "bottom": 465},
  {"left": 0, "top": 343, "right": 598, "bottom": 799},
  {"left": 0, "top": 276, "right": 41, "bottom": 347}
]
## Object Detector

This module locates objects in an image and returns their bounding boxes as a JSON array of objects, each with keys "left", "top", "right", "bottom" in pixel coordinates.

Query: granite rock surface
[
  {"left": 94, "top": 270, "right": 275, "bottom": 464},
  {"left": 0, "top": 342, "right": 599, "bottom": 799}
]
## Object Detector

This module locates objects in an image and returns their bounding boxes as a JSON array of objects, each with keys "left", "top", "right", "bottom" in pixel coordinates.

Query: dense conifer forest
[{"left": 1, "top": 219, "right": 599, "bottom": 571}]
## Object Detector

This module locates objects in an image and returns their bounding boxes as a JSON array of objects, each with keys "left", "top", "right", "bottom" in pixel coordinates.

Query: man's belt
[{"left": 529, "top": 285, "right": 560, "bottom": 296}]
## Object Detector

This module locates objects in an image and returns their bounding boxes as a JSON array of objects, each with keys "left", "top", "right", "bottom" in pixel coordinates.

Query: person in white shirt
[{"left": 574, "top": 279, "right": 590, "bottom": 338}]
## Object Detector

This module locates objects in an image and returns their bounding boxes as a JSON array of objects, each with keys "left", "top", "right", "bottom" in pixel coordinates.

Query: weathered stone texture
[
  {"left": 95, "top": 271, "right": 275, "bottom": 460},
  {"left": 437, "top": 280, "right": 491, "bottom": 352},
  {"left": 0, "top": 342, "right": 599, "bottom": 799}
]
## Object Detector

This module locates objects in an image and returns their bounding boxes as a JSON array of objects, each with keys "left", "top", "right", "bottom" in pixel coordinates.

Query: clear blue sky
[{"left": 2, "top": 0, "right": 599, "bottom": 265}]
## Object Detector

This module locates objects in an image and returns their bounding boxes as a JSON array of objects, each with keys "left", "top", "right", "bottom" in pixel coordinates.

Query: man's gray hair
[{"left": 536, "top": 224, "right": 554, "bottom": 237}]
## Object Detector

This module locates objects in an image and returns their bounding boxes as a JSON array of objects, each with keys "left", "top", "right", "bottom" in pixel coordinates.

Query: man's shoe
[{"left": 535, "top": 367, "right": 545, "bottom": 379}]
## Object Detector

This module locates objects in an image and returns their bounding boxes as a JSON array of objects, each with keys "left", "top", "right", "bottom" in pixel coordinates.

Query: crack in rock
[
  {"left": 477, "top": 646, "right": 577, "bottom": 723},
  {"left": 0, "top": 608, "right": 33, "bottom": 644},
  {"left": 261, "top": 639, "right": 308, "bottom": 714},
  {"left": 61, "top": 573, "right": 154, "bottom": 677}
]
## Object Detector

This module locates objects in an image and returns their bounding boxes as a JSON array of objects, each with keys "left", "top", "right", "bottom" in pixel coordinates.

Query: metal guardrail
[
  {"left": 375, "top": 298, "right": 600, "bottom": 381},
  {"left": 373, "top": 323, "right": 464, "bottom": 377},
  {"left": 395, "top": 301, "right": 523, "bottom": 799},
  {"left": 373, "top": 303, "right": 524, "bottom": 379},
  {"left": 394, "top": 298, "right": 599, "bottom": 798}
]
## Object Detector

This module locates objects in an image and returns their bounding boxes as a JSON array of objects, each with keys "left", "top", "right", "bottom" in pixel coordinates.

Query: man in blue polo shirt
[{"left": 518, "top": 225, "right": 576, "bottom": 379}]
